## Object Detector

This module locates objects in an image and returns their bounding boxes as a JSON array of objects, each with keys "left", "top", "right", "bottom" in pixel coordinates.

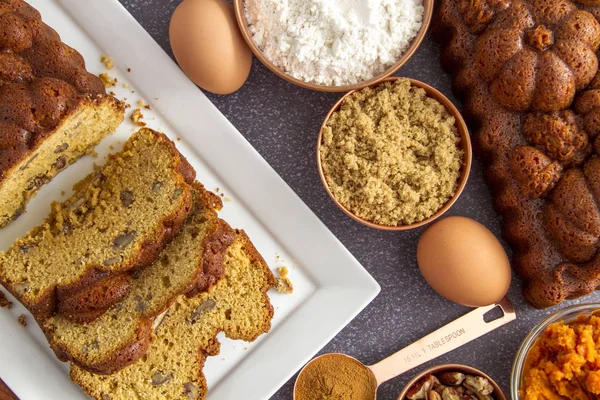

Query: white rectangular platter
[{"left": 0, "top": 0, "right": 380, "bottom": 399}]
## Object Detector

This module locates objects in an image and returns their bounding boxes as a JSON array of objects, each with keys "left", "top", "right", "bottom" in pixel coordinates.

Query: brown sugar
[
  {"left": 295, "top": 354, "right": 377, "bottom": 400},
  {"left": 320, "top": 79, "right": 463, "bottom": 226}
]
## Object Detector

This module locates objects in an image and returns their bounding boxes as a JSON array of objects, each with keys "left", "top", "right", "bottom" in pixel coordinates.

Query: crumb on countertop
[
  {"left": 137, "top": 99, "right": 144, "bottom": 107},
  {"left": 127, "top": 67, "right": 131, "bottom": 72},
  {"left": 144, "top": 104, "right": 152, "bottom": 110},
  {"left": 130, "top": 109, "right": 146, "bottom": 127},
  {"left": 18, "top": 314, "right": 27, "bottom": 327},
  {"left": 274, "top": 266, "right": 293, "bottom": 294},
  {"left": 122, "top": 83, "right": 128, "bottom": 88},
  {"left": 154, "top": 97, "right": 159, "bottom": 100},
  {"left": 98, "top": 73, "right": 117, "bottom": 88},
  {"left": 176, "top": 137, "right": 181, "bottom": 141},
  {"left": 0, "top": 290, "right": 12, "bottom": 309},
  {"left": 224, "top": 197, "right": 231, "bottom": 203},
  {"left": 100, "top": 55, "right": 113, "bottom": 69}
]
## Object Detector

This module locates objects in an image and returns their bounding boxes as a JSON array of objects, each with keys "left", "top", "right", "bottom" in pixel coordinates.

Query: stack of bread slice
[
  {"left": 0, "top": 128, "right": 275, "bottom": 400},
  {"left": 0, "top": 2, "right": 275, "bottom": 398}
]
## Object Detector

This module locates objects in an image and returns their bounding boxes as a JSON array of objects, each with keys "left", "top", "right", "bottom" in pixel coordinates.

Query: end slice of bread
[
  {"left": 0, "top": 128, "right": 195, "bottom": 321},
  {"left": 71, "top": 230, "right": 275, "bottom": 400},
  {"left": 43, "top": 182, "right": 234, "bottom": 374}
]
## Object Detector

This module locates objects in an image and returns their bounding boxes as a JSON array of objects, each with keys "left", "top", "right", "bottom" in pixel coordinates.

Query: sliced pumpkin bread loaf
[
  {"left": 43, "top": 182, "right": 235, "bottom": 374},
  {"left": 71, "top": 230, "right": 275, "bottom": 400},
  {"left": 0, "top": 128, "right": 195, "bottom": 321},
  {"left": 0, "top": 0, "right": 125, "bottom": 227}
]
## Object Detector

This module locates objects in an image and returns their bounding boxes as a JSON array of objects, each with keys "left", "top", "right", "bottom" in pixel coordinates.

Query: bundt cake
[
  {"left": 437, "top": 0, "right": 600, "bottom": 307},
  {"left": 70, "top": 230, "right": 275, "bottom": 400},
  {"left": 0, "top": 0, "right": 125, "bottom": 228},
  {"left": 0, "top": 128, "right": 195, "bottom": 321},
  {"left": 42, "top": 183, "right": 234, "bottom": 375}
]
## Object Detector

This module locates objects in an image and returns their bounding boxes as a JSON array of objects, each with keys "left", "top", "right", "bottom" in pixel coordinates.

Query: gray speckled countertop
[{"left": 118, "top": 1, "right": 600, "bottom": 399}]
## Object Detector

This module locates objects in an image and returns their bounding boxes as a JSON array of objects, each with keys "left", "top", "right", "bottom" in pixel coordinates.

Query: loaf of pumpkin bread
[
  {"left": 71, "top": 230, "right": 275, "bottom": 400},
  {"left": 0, "top": 128, "right": 195, "bottom": 322},
  {"left": 0, "top": 0, "right": 125, "bottom": 228},
  {"left": 43, "top": 182, "right": 234, "bottom": 374}
]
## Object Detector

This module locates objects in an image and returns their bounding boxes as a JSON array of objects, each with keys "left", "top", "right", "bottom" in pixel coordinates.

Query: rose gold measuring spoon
[{"left": 293, "top": 297, "right": 515, "bottom": 399}]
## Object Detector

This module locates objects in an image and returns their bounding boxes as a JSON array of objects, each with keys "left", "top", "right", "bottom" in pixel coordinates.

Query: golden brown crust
[
  {"left": 51, "top": 317, "right": 154, "bottom": 374},
  {"left": 56, "top": 272, "right": 133, "bottom": 324},
  {"left": 186, "top": 219, "right": 236, "bottom": 298},
  {"left": 436, "top": 0, "right": 600, "bottom": 307},
  {"left": 0, "top": 0, "right": 119, "bottom": 186}
]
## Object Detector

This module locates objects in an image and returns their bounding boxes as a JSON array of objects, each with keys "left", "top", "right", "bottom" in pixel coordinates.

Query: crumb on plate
[
  {"left": 274, "top": 266, "right": 294, "bottom": 294},
  {"left": 0, "top": 290, "right": 12, "bottom": 309},
  {"left": 18, "top": 314, "right": 27, "bottom": 327},
  {"left": 130, "top": 108, "right": 146, "bottom": 127},
  {"left": 98, "top": 73, "right": 117, "bottom": 88},
  {"left": 100, "top": 55, "right": 113, "bottom": 69}
]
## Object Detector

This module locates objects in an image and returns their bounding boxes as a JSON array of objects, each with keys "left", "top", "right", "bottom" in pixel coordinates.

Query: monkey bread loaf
[
  {"left": 436, "top": 0, "right": 600, "bottom": 307},
  {"left": 0, "top": 128, "right": 195, "bottom": 322},
  {"left": 71, "top": 230, "right": 275, "bottom": 400},
  {"left": 0, "top": 0, "right": 125, "bottom": 227},
  {"left": 42, "top": 182, "right": 235, "bottom": 375}
]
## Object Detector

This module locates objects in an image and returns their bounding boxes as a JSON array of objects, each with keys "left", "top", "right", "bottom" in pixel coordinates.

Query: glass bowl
[{"left": 510, "top": 303, "right": 600, "bottom": 399}]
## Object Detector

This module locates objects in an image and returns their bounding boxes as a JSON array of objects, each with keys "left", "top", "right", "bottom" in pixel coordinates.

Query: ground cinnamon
[{"left": 295, "top": 354, "right": 377, "bottom": 400}]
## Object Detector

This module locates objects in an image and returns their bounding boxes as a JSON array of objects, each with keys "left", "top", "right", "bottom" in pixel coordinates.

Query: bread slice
[
  {"left": 42, "top": 182, "right": 235, "bottom": 374},
  {"left": 71, "top": 230, "right": 275, "bottom": 400},
  {"left": 0, "top": 128, "right": 195, "bottom": 321},
  {"left": 0, "top": 0, "right": 125, "bottom": 227}
]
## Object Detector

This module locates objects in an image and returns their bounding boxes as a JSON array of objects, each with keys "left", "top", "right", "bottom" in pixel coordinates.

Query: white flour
[{"left": 244, "top": 0, "right": 424, "bottom": 86}]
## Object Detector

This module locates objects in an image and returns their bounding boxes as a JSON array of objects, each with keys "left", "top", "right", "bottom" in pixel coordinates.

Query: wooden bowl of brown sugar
[{"left": 317, "top": 77, "right": 472, "bottom": 231}]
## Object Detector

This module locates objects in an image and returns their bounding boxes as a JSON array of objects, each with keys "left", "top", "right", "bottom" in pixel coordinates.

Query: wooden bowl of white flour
[{"left": 233, "top": 0, "right": 433, "bottom": 92}]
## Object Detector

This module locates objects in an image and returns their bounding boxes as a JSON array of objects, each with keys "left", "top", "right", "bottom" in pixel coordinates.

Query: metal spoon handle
[{"left": 368, "top": 297, "right": 516, "bottom": 386}]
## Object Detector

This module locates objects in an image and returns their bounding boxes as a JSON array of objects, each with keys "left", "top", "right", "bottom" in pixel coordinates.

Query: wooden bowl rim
[{"left": 233, "top": 0, "right": 434, "bottom": 92}]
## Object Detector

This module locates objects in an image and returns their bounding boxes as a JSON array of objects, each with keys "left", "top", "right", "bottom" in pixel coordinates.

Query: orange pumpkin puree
[{"left": 522, "top": 314, "right": 600, "bottom": 400}]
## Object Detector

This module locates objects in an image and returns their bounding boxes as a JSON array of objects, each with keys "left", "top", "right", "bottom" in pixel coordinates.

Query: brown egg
[
  {"left": 169, "top": 0, "right": 252, "bottom": 95},
  {"left": 417, "top": 216, "right": 511, "bottom": 307}
]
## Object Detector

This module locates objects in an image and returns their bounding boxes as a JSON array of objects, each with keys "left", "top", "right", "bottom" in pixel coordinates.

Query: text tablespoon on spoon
[{"left": 293, "top": 297, "right": 516, "bottom": 400}]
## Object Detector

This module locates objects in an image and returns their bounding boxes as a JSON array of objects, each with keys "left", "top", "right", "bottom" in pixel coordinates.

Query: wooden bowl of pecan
[{"left": 397, "top": 364, "right": 506, "bottom": 400}]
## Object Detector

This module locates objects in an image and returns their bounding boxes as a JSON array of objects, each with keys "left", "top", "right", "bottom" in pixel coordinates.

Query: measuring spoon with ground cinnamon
[{"left": 293, "top": 298, "right": 515, "bottom": 400}]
